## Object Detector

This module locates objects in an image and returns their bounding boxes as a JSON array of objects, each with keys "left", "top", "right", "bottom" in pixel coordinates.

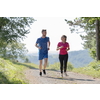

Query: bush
[
  {"left": 48, "top": 62, "right": 74, "bottom": 71},
  {"left": 87, "top": 61, "right": 100, "bottom": 71},
  {"left": 67, "top": 62, "right": 74, "bottom": 71},
  {"left": 72, "top": 61, "right": 100, "bottom": 78}
]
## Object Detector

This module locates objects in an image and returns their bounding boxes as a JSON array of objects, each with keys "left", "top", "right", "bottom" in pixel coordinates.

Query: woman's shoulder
[
  {"left": 58, "top": 42, "right": 62, "bottom": 44},
  {"left": 66, "top": 42, "right": 69, "bottom": 44}
]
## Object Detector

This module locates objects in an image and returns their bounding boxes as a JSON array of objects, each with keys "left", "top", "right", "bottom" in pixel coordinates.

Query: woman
[{"left": 57, "top": 35, "right": 70, "bottom": 77}]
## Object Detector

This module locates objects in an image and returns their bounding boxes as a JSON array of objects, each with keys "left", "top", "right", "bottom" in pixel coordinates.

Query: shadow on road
[
  {"left": 12, "top": 62, "right": 38, "bottom": 70},
  {"left": 45, "top": 76, "right": 95, "bottom": 82}
]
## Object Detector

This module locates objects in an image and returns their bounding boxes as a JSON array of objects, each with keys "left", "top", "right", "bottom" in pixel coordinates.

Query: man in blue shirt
[{"left": 35, "top": 29, "right": 50, "bottom": 76}]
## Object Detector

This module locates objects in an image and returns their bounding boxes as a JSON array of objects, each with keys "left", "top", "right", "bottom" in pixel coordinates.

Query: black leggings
[{"left": 59, "top": 54, "right": 68, "bottom": 73}]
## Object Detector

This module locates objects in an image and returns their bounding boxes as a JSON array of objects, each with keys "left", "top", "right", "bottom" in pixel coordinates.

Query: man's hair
[{"left": 42, "top": 29, "right": 46, "bottom": 33}]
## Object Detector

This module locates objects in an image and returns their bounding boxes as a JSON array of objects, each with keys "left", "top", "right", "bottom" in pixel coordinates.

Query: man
[{"left": 35, "top": 29, "right": 50, "bottom": 76}]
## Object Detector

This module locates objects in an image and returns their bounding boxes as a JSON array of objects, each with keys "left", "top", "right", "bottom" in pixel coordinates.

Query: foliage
[
  {"left": 65, "top": 17, "right": 100, "bottom": 59},
  {"left": 0, "top": 17, "right": 34, "bottom": 44},
  {"left": 47, "top": 62, "right": 74, "bottom": 71},
  {"left": 0, "top": 17, "right": 35, "bottom": 60},
  {"left": 0, "top": 41, "right": 28, "bottom": 60},
  {"left": 0, "top": 58, "right": 28, "bottom": 84},
  {"left": 73, "top": 61, "right": 100, "bottom": 78}
]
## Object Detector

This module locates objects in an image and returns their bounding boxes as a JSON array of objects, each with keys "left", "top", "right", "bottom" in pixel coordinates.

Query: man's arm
[
  {"left": 35, "top": 43, "right": 41, "bottom": 49},
  {"left": 48, "top": 41, "right": 50, "bottom": 50}
]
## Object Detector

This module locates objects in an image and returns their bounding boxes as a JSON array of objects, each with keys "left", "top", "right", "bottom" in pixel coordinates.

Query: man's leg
[
  {"left": 42, "top": 58, "right": 48, "bottom": 75},
  {"left": 44, "top": 58, "right": 48, "bottom": 70},
  {"left": 39, "top": 60, "right": 43, "bottom": 72}
]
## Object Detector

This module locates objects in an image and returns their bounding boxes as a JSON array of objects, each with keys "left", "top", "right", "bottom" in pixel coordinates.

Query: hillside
[
  {"left": 1, "top": 57, "right": 100, "bottom": 84},
  {"left": 0, "top": 58, "right": 28, "bottom": 84},
  {"left": 26, "top": 50, "right": 93, "bottom": 68}
]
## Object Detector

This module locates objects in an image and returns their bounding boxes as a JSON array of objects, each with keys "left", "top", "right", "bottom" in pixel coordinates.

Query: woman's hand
[
  {"left": 66, "top": 47, "right": 70, "bottom": 51},
  {"left": 56, "top": 46, "right": 64, "bottom": 51},
  {"left": 56, "top": 48, "right": 59, "bottom": 51},
  {"left": 59, "top": 46, "right": 64, "bottom": 49}
]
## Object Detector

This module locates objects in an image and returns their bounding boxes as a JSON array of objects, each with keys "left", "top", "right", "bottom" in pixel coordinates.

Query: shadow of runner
[
  {"left": 45, "top": 76, "right": 95, "bottom": 82},
  {"left": 12, "top": 62, "right": 38, "bottom": 70}
]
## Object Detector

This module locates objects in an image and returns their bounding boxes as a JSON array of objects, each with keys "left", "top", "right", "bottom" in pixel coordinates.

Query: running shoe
[
  {"left": 40, "top": 72, "right": 42, "bottom": 76},
  {"left": 61, "top": 73, "right": 63, "bottom": 78},
  {"left": 64, "top": 72, "right": 68, "bottom": 76},
  {"left": 43, "top": 69, "right": 46, "bottom": 75}
]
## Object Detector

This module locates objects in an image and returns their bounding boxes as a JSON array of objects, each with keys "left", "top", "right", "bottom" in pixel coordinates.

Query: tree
[
  {"left": 96, "top": 20, "right": 100, "bottom": 60},
  {"left": 25, "top": 58, "right": 30, "bottom": 63},
  {"left": 0, "top": 41, "right": 28, "bottom": 60},
  {"left": 0, "top": 17, "right": 35, "bottom": 59},
  {"left": 65, "top": 17, "right": 100, "bottom": 61},
  {"left": 0, "top": 17, "right": 34, "bottom": 44}
]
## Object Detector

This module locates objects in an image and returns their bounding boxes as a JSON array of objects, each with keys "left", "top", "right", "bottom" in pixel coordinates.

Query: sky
[{"left": 23, "top": 17, "right": 84, "bottom": 53}]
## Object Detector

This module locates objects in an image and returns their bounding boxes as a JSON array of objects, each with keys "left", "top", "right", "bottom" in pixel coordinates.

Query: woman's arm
[
  {"left": 56, "top": 46, "right": 63, "bottom": 51},
  {"left": 67, "top": 47, "right": 70, "bottom": 51},
  {"left": 56, "top": 46, "right": 60, "bottom": 51}
]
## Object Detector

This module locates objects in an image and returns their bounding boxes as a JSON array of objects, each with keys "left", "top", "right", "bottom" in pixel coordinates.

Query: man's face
[{"left": 42, "top": 31, "right": 47, "bottom": 37}]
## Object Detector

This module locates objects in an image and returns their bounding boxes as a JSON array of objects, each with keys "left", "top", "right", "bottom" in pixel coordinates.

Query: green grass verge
[
  {"left": 72, "top": 61, "right": 100, "bottom": 78},
  {"left": 0, "top": 58, "right": 38, "bottom": 84}
]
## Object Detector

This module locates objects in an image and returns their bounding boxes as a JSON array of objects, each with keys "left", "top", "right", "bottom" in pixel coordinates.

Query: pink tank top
[{"left": 57, "top": 42, "right": 69, "bottom": 55}]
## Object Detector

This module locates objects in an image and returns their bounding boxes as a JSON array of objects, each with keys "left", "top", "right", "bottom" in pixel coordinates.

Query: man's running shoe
[
  {"left": 40, "top": 72, "right": 42, "bottom": 76},
  {"left": 43, "top": 70, "right": 46, "bottom": 75}
]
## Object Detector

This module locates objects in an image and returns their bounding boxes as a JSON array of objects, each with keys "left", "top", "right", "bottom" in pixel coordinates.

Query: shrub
[
  {"left": 87, "top": 61, "right": 100, "bottom": 71},
  {"left": 48, "top": 62, "right": 74, "bottom": 71}
]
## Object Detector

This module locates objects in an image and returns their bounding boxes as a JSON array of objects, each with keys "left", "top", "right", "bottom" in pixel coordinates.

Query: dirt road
[{"left": 25, "top": 68, "right": 100, "bottom": 84}]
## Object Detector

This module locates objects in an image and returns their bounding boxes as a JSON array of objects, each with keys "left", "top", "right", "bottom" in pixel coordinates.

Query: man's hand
[
  {"left": 38, "top": 47, "right": 42, "bottom": 49},
  {"left": 48, "top": 48, "right": 50, "bottom": 50}
]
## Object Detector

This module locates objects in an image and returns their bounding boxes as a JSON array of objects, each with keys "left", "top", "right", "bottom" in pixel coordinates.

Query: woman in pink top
[{"left": 57, "top": 35, "right": 70, "bottom": 77}]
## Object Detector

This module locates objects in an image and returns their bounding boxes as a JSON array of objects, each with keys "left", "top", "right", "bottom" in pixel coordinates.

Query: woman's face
[{"left": 61, "top": 36, "right": 66, "bottom": 41}]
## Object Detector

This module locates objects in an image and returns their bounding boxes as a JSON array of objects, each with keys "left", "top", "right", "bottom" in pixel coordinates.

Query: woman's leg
[
  {"left": 64, "top": 54, "right": 68, "bottom": 73},
  {"left": 59, "top": 55, "right": 64, "bottom": 74}
]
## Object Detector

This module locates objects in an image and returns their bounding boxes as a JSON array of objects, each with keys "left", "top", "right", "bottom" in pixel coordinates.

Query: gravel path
[{"left": 25, "top": 69, "right": 100, "bottom": 84}]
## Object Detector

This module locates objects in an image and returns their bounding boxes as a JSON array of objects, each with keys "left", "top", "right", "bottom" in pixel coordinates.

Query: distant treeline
[{"left": 23, "top": 50, "right": 93, "bottom": 68}]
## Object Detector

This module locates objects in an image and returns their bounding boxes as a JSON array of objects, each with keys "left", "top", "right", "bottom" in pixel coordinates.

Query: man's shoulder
[
  {"left": 46, "top": 37, "right": 49, "bottom": 39},
  {"left": 37, "top": 37, "right": 42, "bottom": 40}
]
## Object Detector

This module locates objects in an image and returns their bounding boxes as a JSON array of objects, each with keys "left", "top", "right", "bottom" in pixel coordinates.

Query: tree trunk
[{"left": 96, "top": 20, "right": 100, "bottom": 61}]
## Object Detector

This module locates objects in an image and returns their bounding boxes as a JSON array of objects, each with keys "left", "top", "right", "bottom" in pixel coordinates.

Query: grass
[
  {"left": 72, "top": 61, "right": 100, "bottom": 78},
  {"left": 0, "top": 58, "right": 38, "bottom": 84},
  {"left": 2, "top": 56, "right": 100, "bottom": 84}
]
